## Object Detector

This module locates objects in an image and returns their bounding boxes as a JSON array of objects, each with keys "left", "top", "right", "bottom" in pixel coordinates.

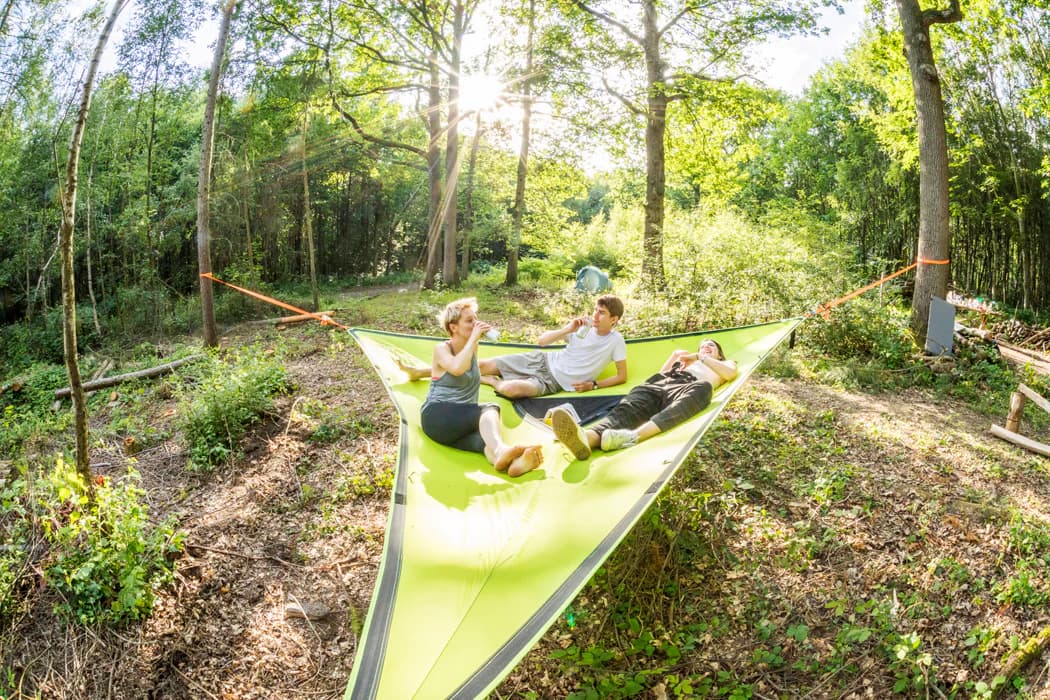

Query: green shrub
[
  {"left": 178, "top": 346, "right": 289, "bottom": 470},
  {"left": 39, "top": 459, "right": 183, "bottom": 625},
  {"left": 803, "top": 297, "right": 914, "bottom": 367}
]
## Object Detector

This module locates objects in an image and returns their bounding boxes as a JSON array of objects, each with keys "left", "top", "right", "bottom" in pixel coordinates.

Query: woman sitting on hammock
[
  {"left": 413, "top": 297, "right": 543, "bottom": 477},
  {"left": 551, "top": 338, "right": 737, "bottom": 460}
]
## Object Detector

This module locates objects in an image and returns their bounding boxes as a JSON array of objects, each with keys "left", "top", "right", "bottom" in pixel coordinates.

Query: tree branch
[
  {"left": 574, "top": 0, "right": 642, "bottom": 45},
  {"left": 601, "top": 75, "right": 643, "bottom": 115},
  {"left": 923, "top": 0, "right": 962, "bottom": 27},
  {"left": 657, "top": 6, "right": 691, "bottom": 39}
]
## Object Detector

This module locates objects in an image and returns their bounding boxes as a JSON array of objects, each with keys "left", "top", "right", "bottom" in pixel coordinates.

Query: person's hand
[
  {"left": 471, "top": 321, "right": 492, "bottom": 341},
  {"left": 572, "top": 379, "right": 594, "bottom": 392}
]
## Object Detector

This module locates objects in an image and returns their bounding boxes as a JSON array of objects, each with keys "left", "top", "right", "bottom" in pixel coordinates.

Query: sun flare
[{"left": 457, "top": 72, "right": 506, "bottom": 113}]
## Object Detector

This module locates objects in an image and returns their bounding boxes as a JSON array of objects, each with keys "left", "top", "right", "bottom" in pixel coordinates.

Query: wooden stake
[{"left": 1006, "top": 391, "right": 1027, "bottom": 433}]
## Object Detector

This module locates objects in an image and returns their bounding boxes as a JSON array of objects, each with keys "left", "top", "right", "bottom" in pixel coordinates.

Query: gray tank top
[{"left": 422, "top": 345, "right": 480, "bottom": 409}]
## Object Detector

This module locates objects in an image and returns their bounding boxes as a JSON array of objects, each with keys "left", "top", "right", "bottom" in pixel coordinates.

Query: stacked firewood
[{"left": 988, "top": 319, "right": 1050, "bottom": 353}]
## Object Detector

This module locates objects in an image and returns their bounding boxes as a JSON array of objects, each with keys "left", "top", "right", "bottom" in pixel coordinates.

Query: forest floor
[{"left": 5, "top": 289, "right": 1050, "bottom": 699}]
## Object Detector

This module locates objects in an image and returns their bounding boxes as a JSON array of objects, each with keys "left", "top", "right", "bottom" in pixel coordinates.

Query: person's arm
[
  {"left": 660, "top": 349, "right": 692, "bottom": 373},
  {"left": 700, "top": 355, "right": 738, "bottom": 382},
  {"left": 434, "top": 326, "right": 487, "bottom": 376},
  {"left": 571, "top": 358, "right": 627, "bottom": 392},
  {"left": 538, "top": 317, "right": 587, "bottom": 346}
]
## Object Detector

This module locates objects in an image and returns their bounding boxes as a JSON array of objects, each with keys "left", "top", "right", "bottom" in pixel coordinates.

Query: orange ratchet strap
[
  {"left": 807, "top": 258, "right": 949, "bottom": 319},
  {"left": 200, "top": 273, "right": 348, "bottom": 330}
]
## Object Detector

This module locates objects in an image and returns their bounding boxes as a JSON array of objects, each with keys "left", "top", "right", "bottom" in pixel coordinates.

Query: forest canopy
[{"left": 1, "top": 0, "right": 1049, "bottom": 368}]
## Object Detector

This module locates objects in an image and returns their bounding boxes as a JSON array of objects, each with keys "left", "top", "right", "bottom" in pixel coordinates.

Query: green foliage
[
  {"left": 886, "top": 632, "right": 934, "bottom": 693},
  {"left": 40, "top": 462, "right": 183, "bottom": 625},
  {"left": 177, "top": 347, "right": 289, "bottom": 470},
  {"left": 0, "top": 459, "right": 183, "bottom": 628},
  {"left": 803, "top": 296, "right": 914, "bottom": 368}
]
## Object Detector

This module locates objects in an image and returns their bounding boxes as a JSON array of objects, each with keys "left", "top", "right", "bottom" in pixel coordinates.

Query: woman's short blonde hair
[{"left": 437, "top": 297, "right": 478, "bottom": 335}]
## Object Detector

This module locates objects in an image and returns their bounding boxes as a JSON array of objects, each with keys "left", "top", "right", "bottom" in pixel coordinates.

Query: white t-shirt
[{"left": 549, "top": 329, "right": 627, "bottom": 391}]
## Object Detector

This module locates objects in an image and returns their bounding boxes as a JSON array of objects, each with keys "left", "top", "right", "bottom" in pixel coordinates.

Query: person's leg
[
  {"left": 476, "top": 405, "right": 543, "bottom": 474},
  {"left": 396, "top": 358, "right": 430, "bottom": 381},
  {"left": 589, "top": 383, "right": 662, "bottom": 446},
  {"left": 479, "top": 376, "right": 542, "bottom": 398},
  {"left": 649, "top": 381, "right": 713, "bottom": 434},
  {"left": 478, "top": 357, "right": 500, "bottom": 375},
  {"left": 474, "top": 406, "right": 522, "bottom": 469}
]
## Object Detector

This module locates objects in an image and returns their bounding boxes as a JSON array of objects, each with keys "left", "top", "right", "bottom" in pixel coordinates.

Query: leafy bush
[
  {"left": 803, "top": 296, "right": 914, "bottom": 367},
  {"left": 517, "top": 255, "right": 575, "bottom": 284},
  {"left": 178, "top": 346, "right": 289, "bottom": 470},
  {"left": 40, "top": 462, "right": 183, "bottom": 625}
]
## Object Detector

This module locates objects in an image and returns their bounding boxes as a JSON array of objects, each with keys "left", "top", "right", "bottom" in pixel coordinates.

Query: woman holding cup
[{"left": 414, "top": 297, "right": 543, "bottom": 477}]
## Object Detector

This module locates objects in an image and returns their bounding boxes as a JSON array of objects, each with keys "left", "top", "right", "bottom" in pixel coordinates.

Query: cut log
[
  {"left": 54, "top": 355, "right": 202, "bottom": 399},
  {"left": 990, "top": 424, "right": 1050, "bottom": 458},
  {"left": 996, "top": 340, "right": 1050, "bottom": 376},
  {"left": 243, "top": 311, "right": 334, "bottom": 327}
]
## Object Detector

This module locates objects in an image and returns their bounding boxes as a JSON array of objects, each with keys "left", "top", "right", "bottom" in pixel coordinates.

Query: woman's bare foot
[
  {"left": 494, "top": 445, "right": 526, "bottom": 472},
  {"left": 396, "top": 358, "right": 429, "bottom": 381},
  {"left": 507, "top": 445, "right": 543, "bottom": 477}
]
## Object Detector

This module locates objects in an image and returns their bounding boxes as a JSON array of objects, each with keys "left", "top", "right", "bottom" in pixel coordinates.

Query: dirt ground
[{"left": 4, "top": 319, "right": 1050, "bottom": 699}]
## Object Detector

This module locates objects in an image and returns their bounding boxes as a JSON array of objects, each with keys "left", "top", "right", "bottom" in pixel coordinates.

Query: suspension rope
[
  {"left": 807, "top": 258, "right": 950, "bottom": 319},
  {"left": 200, "top": 273, "right": 348, "bottom": 330}
]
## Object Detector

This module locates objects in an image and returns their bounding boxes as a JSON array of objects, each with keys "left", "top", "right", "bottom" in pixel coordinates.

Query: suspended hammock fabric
[{"left": 345, "top": 319, "right": 801, "bottom": 700}]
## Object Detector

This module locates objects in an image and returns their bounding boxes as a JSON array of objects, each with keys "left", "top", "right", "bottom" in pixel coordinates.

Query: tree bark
[
  {"left": 58, "top": 0, "right": 128, "bottom": 489},
  {"left": 506, "top": 0, "right": 535, "bottom": 287},
  {"left": 301, "top": 116, "right": 319, "bottom": 311},
  {"left": 441, "top": 0, "right": 465, "bottom": 287},
  {"left": 197, "top": 0, "right": 237, "bottom": 348},
  {"left": 422, "top": 49, "right": 443, "bottom": 289},
  {"left": 896, "top": 0, "right": 960, "bottom": 344},
  {"left": 460, "top": 111, "right": 483, "bottom": 281},
  {"left": 641, "top": 0, "right": 667, "bottom": 291}
]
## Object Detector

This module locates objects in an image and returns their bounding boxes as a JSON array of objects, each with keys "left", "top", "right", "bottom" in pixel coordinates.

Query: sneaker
[
  {"left": 543, "top": 402, "right": 581, "bottom": 427},
  {"left": 601, "top": 428, "right": 638, "bottom": 452},
  {"left": 551, "top": 407, "right": 591, "bottom": 460}
]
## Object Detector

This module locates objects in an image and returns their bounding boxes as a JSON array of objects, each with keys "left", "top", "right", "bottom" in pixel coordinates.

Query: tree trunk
[
  {"left": 301, "top": 117, "right": 319, "bottom": 311},
  {"left": 506, "top": 0, "right": 534, "bottom": 287},
  {"left": 441, "top": 0, "right": 465, "bottom": 287},
  {"left": 460, "top": 111, "right": 483, "bottom": 281},
  {"left": 896, "top": 0, "right": 959, "bottom": 343},
  {"left": 197, "top": 0, "right": 237, "bottom": 347},
  {"left": 86, "top": 129, "right": 103, "bottom": 338},
  {"left": 641, "top": 0, "right": 667, "bottom": 291},
  {"left": 422, "top": 49, "right": 443, "bottom": 289},
  {"left": 58, "top": 0, "right": 128, "bottom": 489}
]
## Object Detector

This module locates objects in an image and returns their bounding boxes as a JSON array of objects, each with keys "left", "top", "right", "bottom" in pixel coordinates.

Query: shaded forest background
[{"left": 2, "top": 0, "right": 1050, "bottom": 371}]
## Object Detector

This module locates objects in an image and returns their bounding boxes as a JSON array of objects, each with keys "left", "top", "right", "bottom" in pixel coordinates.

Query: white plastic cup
[
  {"left": 575, "top": 319, "right": 592, "bottom": 338},
  {"left": 485, "top": 328, "right": 501, "bottom": 341}
]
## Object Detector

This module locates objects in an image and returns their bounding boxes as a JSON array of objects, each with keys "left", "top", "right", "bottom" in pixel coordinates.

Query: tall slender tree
[
  {"left": 197, "top": 0, "right": 237, "bottom": 347},
  {"left": 895, "top": 0, "right": 961, "bottom": 342},
  {"left": 58, "top": 0, "right": 129, "bottom": 487},
  {"left": 569, "top": 0, "right": 828, "bottom": 290}
]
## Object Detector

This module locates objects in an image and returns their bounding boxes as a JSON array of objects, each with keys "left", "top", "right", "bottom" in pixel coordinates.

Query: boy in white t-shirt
[{"left": 479, "top": 295, "right": 628, "bottom": 399}]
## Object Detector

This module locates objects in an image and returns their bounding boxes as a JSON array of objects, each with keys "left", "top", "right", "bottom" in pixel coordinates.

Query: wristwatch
[{"left": 592, "top": 380, "right": 599, "bottom": 390}]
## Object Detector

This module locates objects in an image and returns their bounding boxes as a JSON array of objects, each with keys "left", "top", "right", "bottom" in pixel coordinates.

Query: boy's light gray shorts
[{"left": 492, "top": 351, "right": 562, "bottom": 396}]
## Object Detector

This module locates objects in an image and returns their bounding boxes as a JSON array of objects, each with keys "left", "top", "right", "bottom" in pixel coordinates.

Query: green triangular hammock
[{"left": 345, "top": 318, "right": 800, "bottom": 699}]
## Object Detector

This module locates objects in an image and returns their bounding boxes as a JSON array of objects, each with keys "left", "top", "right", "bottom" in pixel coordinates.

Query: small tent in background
[{"left": 575, "top": 265, "right": 611, "bottom": 293}]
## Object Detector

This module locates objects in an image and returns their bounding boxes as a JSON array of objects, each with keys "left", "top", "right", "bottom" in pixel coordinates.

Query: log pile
[{"left": 988, "top": 319, "right": 1050, "bottom": 353}]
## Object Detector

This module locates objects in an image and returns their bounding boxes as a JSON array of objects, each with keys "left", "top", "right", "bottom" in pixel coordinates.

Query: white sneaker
[
  {"left": 601, "top": 428, "right": 637, "bottom": 452},
  {"left": 551, "top": 407, "right": 591, "bottom": 460}
]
